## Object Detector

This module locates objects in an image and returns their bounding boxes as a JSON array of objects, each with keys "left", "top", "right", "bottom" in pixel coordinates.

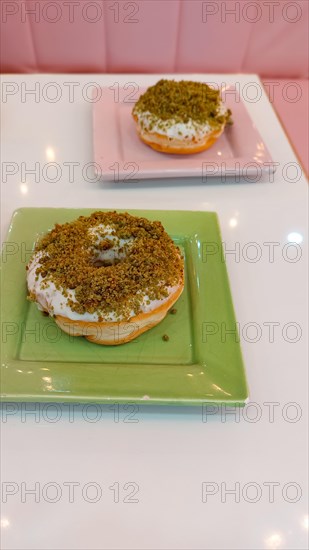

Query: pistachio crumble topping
[
  {"left": 28, "top": 211, "right": 184, "bottom": 321},
  {"left": 132, "top": 79, "right": 232, "bottom": 130}
]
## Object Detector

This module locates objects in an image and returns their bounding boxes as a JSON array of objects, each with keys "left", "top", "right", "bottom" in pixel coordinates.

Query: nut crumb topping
[
  {"left": 30, "top": 211, "right": 184, "bottom": 320},
  {"left": 133, "top": 79, "right": 232, "bottom": 129}
]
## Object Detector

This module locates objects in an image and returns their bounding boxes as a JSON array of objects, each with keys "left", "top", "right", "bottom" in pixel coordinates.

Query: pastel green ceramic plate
[{"left": 1, "top": 208, "right": 249, "bottom": 405}]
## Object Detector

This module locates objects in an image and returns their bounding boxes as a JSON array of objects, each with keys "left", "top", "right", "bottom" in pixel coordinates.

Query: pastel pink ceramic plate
[{"left": 93, "top": 84, "right": 276, "bottom": 181}]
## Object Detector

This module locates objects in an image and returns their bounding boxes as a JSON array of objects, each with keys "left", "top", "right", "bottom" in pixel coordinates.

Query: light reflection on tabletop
[
  {"left": 0, "top": 517, "right": 10, "bottom": 529},
  {"left": 19, "top": 183, "right": 28, "bottom": 195},
  {"left": 301, "top": 514, "right": 308, "bottom": 530},
  {"left": 45, "top": 146, "right": 55, "bottom": 162},
  {"left": 265, "top": 533, "right": 283, "bottom": 549},
  {"left": 229, "top": 217, "right": 238, "bottom": 228},
  {"left": 287, "top": 232, "right": 303, "bottom": 244}
]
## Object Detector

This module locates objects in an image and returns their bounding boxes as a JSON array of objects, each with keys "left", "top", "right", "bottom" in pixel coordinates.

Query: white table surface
[{"left": 0, "top": 74, "right": 308, "bottom": 550}]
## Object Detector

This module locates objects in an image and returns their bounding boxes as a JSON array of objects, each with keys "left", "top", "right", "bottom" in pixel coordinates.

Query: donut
[
  {"left": 26, "top": 211, "right": 184, "bottom": 345},
  {"left": 132, "top": 79, "right": 232, "bottom": 154}
]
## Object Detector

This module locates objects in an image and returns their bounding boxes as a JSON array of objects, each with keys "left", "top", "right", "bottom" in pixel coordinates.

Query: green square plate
[{"left": 1, "top": 208, "right": 249, "bottom": 405}]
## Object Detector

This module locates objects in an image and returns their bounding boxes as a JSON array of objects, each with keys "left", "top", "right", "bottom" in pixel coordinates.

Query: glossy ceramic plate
[
  {"left": 93, "top": 84, "right": 275, "bottom": 181},
  {"left": 1, "top": 208, "right": 248, "bottom": 405}
]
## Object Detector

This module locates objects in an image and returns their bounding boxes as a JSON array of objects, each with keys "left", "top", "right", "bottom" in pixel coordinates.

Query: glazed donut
[
  {"left": 26, "top": 211, "right": 184, "bottom": 345},
  {"left": 132, "top": 79, "right": 232, "bottom": 155}
]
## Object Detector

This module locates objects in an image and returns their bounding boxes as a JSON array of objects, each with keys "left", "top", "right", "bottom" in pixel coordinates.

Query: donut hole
[
  {"left": 92, "top": 246, "right": 129, "bottom": 268},
  {"left": 92, "top": 257, "right": 122, "bottom": 268},
  {"left": 89, "top": 225, "right": 133, "bottom": 269}
]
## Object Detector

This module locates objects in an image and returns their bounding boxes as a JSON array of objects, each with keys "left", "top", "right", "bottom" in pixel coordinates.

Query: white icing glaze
[
  {"left": 27, "top": 225, "right": 180, "bottom": 322},
  {"left": 134, "top": 99, "right": 227, "bottom": 142},
  {"left": 217, "top": 102, "right": 228, "bottom": 116}
]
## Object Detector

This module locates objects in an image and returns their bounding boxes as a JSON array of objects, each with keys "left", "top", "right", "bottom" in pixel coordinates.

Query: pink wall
[{"left": 1, "top": 0, "right": 308, "bottom": 77}]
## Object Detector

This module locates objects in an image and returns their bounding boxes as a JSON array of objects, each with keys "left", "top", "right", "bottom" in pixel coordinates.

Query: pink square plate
[{"left": 92, "top": 84, "right": 276, "bottom": 181}]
